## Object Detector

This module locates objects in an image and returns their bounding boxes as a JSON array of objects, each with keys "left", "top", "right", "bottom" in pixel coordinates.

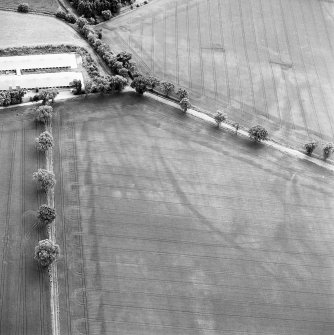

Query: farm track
[
  {"left": 100, "top": 0, "right": 334, "bottom": 147},
  {"left": 55, "top": 112, "right": 72, "bottom": 335}
]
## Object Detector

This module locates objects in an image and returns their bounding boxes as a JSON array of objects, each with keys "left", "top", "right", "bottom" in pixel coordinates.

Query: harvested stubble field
[
  {"left": 0, "top": 0, "right": 59, "bottom": 13},
  {"left": 100, "top": 0, "right": 334, "bottom": 147},
  {"left": 53, "top": 93, "right": 334, "bottom": 335},
  {"left": 0, "top": 107, "right": 51, "bottom": 334}
]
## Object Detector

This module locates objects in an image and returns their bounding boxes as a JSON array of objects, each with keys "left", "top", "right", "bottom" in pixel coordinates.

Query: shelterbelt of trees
[{"left": 71, "top": 0, "right": 135, "bottom": 18}]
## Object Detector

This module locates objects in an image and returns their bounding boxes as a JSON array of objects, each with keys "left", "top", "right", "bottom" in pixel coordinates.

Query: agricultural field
[
  {"left": 0, "top": 11, "right": 109, "bottom": 77},
  {"left": 100, "top": 0, "right": 334, "bottom": 147},
  {"left": 53, "top": 93, "right": 334, "bottom": 334},
  {"left": 0, "top": 107, "right": 51, "bottom": 334},
  {"left": 0, "top": 0, "right": 60, "bottom": 14},
  {"left": 0, "top": 11, "right": 86, "bottom": 49}
]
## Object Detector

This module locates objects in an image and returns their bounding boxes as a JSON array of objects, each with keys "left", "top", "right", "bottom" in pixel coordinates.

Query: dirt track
[
  {"left": 0, "top": 108, "right": 51, "bottom": 335},
  {"left": 54, "top": 93, "right": 334, "bottom": 334},
  {"left": 100, "top": 0, "right": 334, "bottom": 148}
]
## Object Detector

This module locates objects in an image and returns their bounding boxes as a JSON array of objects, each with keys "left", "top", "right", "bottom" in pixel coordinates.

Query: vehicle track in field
[
  {"left": 298, "top": 0, "right": 334, "bottom": 139},
  {"left": 227, "top": 0, "right": 243, "bottom": 114},
  {"left": 276, "top": 0, "right": 310, "bottom": 137},
  {"left": 318, "top": 2, "right": 334, "bottom": 58},
  {"left": 247, "top": 0, "right": 270, "bottom": 119},
  {"left": 206, "top": 0, "right": 219, "bottom": 102},
  {"left": 308, "top": 0, "right": 334, "bottom": 93},
  {"left": 288, "top": 0, "right": 322, "bottom": 137},
  {"left": 195, "top": 0, "right": 205, "bottom": 95},
  {"left": 56, "top": 114, "right": 76, "bottom": 335},
  {"left": 258, "top": 0, "right": 282, "bottom": 127},
  {"left": 0, "top": 131, "right": 17, "bottom": 333},
  {"left": 174, "top": 1, "right": 180, "bottom": 85},
  {"left": 36, "top": 123, "right": 48, "bottom": 335},
  {"left": 17, "top": 120, "right": 27, "bottom": 335},
  {"left": 186, "top": 1, "right": 192, "bottom": 89},
  {"left": 69, "top": 121, "right": 90, "bottom": 335},
  {"left": 217, "top": 0, "right": 230, "bottom": 104},
  {"left": 268, "top": 0, "right": 295, "bottom": 131},
  {"left": 237, "top": 0, "right": 257, "bottom": 116},
  {"left": 151, "top": 15, "right": 155, "bottom": 74}
]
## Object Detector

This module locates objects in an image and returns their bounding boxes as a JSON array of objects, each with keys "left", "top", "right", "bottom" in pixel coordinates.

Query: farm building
[{"left": 0, "top": 53, "right": 84, "bottom": 90}]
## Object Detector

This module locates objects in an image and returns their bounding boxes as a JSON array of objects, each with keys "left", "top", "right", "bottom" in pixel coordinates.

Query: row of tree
[{"left": 33, "top": 103, "right": 59, "bottom": 267}]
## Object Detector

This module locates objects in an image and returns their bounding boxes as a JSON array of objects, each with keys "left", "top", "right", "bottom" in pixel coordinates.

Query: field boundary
[
  {"left": 142, "top": 90, "right": 334, "bottom": 172},
  {"left": 3, "top": 89, "right": 334, "bottom": 172},
  {"left": 45, "top": 120, "right": 60, "bottom": 335}
]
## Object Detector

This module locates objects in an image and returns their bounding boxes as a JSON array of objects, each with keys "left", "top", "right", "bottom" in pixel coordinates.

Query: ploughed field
[
  {"left": 0, "top": 108, "right": 51, "bottom": 334},
  {"left": 100, "top": 0, "right": 334, "bottom": 147},
  {"left": 54, "top": 93, "right": 334, "bottom": 335},
  {"left": 0, "top": 0, "right": 59, "bottom": 13}
]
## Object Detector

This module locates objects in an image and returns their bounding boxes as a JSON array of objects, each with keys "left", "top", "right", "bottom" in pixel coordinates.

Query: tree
[
  {"left": 323, "top": 143, "right": 333, "bottom": 160},
  {"left": 35, "top": 105, "right": 53, "bottom": 124},
  {"left": 72, "top": 79, "right": 82, "bottom": 94},
  {"left": 94, "top": 76, "right": 112, "bottom": 93},
  {"left": 110, "top": 75, "right": 128, "bottom": 92},
  {"left": 9, "top": 89, "right": 26, "bottom": 104},
  {"left": 33, "top": 169, "right": 56, "bottom": 192},
  {"left": 116, "top": 51, "right": 132, "bottom": 64},
  {"left": 34, "top": 239, "right": 59, "bottom": 267},
  {"left": 0, "top": 91, "right": 11, "bottom": 106},
  {"left": 304, "top": 142, "right": 317, "bottom": 155},
  {"left": 17, "top": 3, "right": 29, "bottom": 12},
  {"left": 35, "top": 131, "right": 54, "bottom": 152},
  {"left": 77, "top": 0, "right": 93, "bottom": 17},
  {"left": 41, "top": 89, "right": 59, "bottom": 104},
  {"left": 56, "top": 10, "right": 66, "bottom": 19},
  {"left": 179, "top": 98, "right": 191, "bottom": 112},
  {"left": 118, "top": 68, "right": 129, "bottom": 78},
  {"left": 102, "top": 9, "right": 112, "bottom": 20},
  {"left": 65, "top": 13, "right": 77, "bottom": 24},
  {"left": 213, "top": 111, "right": 226, "bottom": 128},
  {"left": 77, "top": 16, "right": 88, "bottom": 29},
  {"left": 37, "top": 204, "right": 56, "bottom": 226},
  {"left": 131, "top": 76, "right": 148, "bottom": 94},
  {"left": 248, "top": 125, "right": 268, "bottom": 142},
  {"left": 146, "top": 76, "right": 160, "bottom": 91},
  {"left": 177, "top": 88, "right": 189, "bottom": 100},
  {"left": 161, "top": 81, "right": 175, "bottom": 97},
  {"left": 233, "top": 122, "right": 240, "bottom": 134}
]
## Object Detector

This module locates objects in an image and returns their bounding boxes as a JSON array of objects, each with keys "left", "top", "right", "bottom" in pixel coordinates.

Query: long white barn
[
  {"left": 0, "top": 53, "right": 79, "bottom": 71},
  {"left": 0, "top": 53, "right": 84, "bottom": 90},
  {"left": 0, "top": 72, "right": 84, "bottom": 90}
]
